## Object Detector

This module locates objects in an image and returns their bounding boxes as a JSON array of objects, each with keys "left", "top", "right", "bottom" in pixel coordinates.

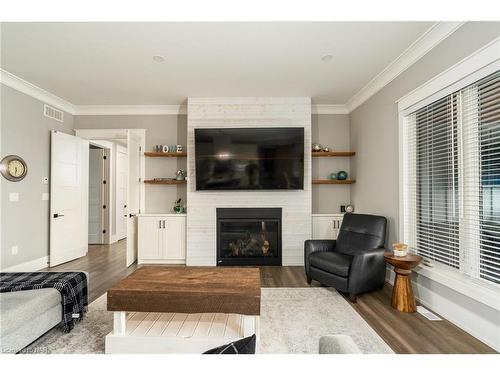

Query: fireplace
[{"left": 216, "top": 208, "right": 282, "bottom": 266}]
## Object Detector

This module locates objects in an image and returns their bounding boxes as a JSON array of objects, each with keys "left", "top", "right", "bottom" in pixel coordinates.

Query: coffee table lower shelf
[{"left": 105, "top": 311, "right": 260, "bottom": 354}]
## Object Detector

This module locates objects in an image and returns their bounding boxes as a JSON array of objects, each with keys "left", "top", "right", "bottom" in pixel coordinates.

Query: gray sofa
[{"left": 0, "top": 289, "right": 62, "bottom": 353}]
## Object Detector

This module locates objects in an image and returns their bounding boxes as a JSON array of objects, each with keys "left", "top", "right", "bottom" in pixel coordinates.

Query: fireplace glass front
[{"left": 217, "top": 208, "right": 282, "bottom": 266}]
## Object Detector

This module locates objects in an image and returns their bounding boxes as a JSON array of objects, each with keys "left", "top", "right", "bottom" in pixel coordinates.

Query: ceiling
[{"left": 0, "top": 22, "right": 435, "bottom": 105}]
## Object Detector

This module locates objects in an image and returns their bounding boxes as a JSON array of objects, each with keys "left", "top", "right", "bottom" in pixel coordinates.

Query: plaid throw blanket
[{"left": 0, "top": 272, "right": 88, "bottom": 332}]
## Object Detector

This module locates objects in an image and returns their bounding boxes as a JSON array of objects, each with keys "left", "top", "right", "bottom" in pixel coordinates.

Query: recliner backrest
[{"left": 335, "top": 213, "right": 387, "bottom": 255}]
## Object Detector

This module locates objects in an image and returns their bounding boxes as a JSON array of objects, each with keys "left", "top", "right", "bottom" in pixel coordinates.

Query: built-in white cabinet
[
  {"left": 138, "top": 214, "right": 186, "bottom": 264},
  {"left": 312, "top": 214, "right": 344, "bottom": 240}
]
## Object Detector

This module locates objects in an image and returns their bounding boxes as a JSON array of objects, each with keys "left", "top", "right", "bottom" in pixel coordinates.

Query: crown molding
[
  {"left": 0, "top": 69, "right": 76, "bottom": 115},
  {"left": 398, "top": 37, "right": 500, "bottom": 113},
  {"left": 312, "top": 104, "right": 349, "bottom": 115},
  {"left": 74, "top": 105, "right": 187, "bottom": 115},
  {"left": 1, "top": 21, "right": 465, "bottom": 118},
  {"left": 346, "top": 21, "right": 466, "bottom": 113},
  {"left": 75, "top": 104, "right": 349, "bottom": 115}
]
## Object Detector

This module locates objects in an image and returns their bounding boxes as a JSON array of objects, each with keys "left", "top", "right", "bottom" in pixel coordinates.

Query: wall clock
[{"left": 0, "top": 155, "right": 28, "bottom": 182}]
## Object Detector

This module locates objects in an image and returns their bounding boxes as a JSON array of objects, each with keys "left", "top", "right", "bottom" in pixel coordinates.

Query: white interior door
[
  {"left": 50, "top": 131, "right": 89, "bottom": 266},
  {"left": 116, "top": 147, "right": 128, "bottom": 240},
  {"left": 88, "top": 148, "right": 104, "bottom": 244},
  {"left": 126, "top": 129, "right": 145, "bottom": 267}
]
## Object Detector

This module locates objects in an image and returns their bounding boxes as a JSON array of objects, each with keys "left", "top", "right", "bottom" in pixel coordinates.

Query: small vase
[{"left": 337, "top": 171, "right": 348, "bottom": 180}]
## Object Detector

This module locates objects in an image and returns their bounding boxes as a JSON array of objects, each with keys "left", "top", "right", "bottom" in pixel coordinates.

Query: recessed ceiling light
[
  {"left": 152, "top": 55, "right": 165, "bottom": 63},
  {"left": 321, "top": 54, "right": 333, "bottom": 62}
]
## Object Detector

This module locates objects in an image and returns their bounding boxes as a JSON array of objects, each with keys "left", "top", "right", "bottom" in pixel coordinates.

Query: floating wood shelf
[
  {"left": 144, "top": 152, "right": 187, "bottom": 157},
  {"left": 144, "top": 179, "right": 187, "bottom": 185},
  {"left": 312, "top": 151, "right": 356, "bottom": 157},
  {"left": 313, "top": 179, "right": 356, "bottom": 185}
]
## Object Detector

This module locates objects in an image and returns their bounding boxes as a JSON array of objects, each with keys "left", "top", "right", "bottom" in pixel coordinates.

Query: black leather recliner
[{"left": 304, "top": 213, "right": 387, "bottom": 302}]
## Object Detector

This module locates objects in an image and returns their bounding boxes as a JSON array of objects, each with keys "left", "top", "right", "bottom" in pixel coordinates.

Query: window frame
[{"left": 397, "top": 38, "right": 500, "bottom": 309}]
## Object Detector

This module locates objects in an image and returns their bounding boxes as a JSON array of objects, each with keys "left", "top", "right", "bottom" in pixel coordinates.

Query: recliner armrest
[
  {"left": 304, "top": 240, "right": 336, "bottom": 279},
  {"left": 349, "top": 247, "right": 387, "bottom": 294}
]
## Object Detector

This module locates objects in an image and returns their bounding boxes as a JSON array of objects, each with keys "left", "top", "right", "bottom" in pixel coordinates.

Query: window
[{"left": 403, "top": 71, "right": 500, "bottom": 285}]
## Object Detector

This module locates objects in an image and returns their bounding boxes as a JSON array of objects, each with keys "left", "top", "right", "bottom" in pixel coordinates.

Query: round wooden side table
[{"left": 384, "top": 252, "right": 422, "bottom": 313}]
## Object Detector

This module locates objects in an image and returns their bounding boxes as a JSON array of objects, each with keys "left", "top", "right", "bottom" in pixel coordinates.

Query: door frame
[
  {"left": 115, "top": 144, "right": 128, "bottom": 241},
  {"left": 88, "top": 143, "right": 111, "bottom": 244},
  {"left": 74, "top": 129, "right": 146, "bottom": 263}
]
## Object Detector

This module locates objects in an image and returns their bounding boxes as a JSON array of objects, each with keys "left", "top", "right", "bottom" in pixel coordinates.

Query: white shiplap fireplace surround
[{"left": 186, "top": 97, "right": 312, "bottom": 266}]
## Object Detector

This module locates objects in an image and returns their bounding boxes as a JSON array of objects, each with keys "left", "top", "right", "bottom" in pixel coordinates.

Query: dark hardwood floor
[{"left": 47, "top": 240, "right": 496, "bottom": 354}]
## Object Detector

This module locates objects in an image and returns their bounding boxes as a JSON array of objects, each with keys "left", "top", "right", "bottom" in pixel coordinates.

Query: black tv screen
[{"left": 195, "top": 128, "right": 304, "bottom": 190}]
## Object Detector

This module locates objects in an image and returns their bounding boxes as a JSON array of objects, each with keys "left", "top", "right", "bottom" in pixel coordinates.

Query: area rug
[{"left": 25, "top": 288, "right": 393, "bottom": 354}]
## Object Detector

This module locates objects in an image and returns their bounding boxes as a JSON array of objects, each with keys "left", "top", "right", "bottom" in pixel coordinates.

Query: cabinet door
[
  {"left": 331, "top": 216, "right": 343, "bottom": 239},
  {"left": 138, "top": 217, "right": 162, "bottom": 260},
  {"left": 312, "top": 217, "right": 334, "bottom": 239},
  {"left": 164, "top": 217, "right": 186, "bottom": 261},
  {"left": 312, "top": 216, "right": 344, "bottom": 240}
]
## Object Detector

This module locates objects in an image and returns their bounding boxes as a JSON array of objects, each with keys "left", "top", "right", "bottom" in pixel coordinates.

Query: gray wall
[
  {"left": 73, "top": 115, "right": 187, "bottom": 214},
  {"left": 1, "top": 84, "right": 74, "bottom": 269},
  {"left": 350, "top": 22, "right": 500, "bottom": 246},
  {"left": 312, "top": 114, "right": 351, "bottom": 213}
]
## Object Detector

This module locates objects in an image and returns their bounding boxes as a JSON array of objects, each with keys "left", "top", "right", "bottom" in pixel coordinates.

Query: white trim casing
[
  {"left": 347, "top": 22, "right": 465, "bottom": 112},
  {"left": 1, "top": 256, "right": 49, "bottom": 272},
  {"left": 398, "top": 37, "right": 500, "bottom": 244},
  {"left": 0, "top": 69, "right": 76, "bottom": 115}
]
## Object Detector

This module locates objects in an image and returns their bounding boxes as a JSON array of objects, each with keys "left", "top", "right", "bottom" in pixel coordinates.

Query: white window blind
[{"left": 403, "top": 70, "right": 500, "bottom": 285}]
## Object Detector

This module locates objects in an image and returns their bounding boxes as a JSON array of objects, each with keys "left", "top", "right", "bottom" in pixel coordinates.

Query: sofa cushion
[
  {"left": 0, "top": 289, "right": 61, "bottom": 338},
  {"left": 309, "top": 251, "right": 353, "bottom": 277}
]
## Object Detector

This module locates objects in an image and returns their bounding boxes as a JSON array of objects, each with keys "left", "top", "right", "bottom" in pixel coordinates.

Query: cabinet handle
[
  {"left": 159, "top": 220, "right": 162, "bottom": 229},
  {"left": 163, "top": 220, "right": 166, "bottom": 229}
]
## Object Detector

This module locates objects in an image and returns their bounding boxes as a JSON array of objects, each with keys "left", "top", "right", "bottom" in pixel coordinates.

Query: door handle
[{"left": 53, "top": 213, "right": 64, "bottom": 218}]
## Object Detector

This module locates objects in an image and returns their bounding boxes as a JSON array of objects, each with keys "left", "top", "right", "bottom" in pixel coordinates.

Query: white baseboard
[
  {"left": 1, "top": 256, "right": 49, "bottom": 272},
  {"left": 385, "top": 267, "right": 500, "bottom": 352}
]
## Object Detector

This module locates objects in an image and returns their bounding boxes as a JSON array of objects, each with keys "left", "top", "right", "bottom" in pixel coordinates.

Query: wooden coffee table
[
  {"left": 105, "top": 266, "right": 261, "bottom": 354},
  {"left": 384, "top": 252, "right": 422, "bottom": 313}
]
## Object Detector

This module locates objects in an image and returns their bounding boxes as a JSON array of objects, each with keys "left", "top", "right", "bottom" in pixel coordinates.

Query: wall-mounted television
[{"left": 194, "top": 127, "right": 304, "bottom": 190}]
